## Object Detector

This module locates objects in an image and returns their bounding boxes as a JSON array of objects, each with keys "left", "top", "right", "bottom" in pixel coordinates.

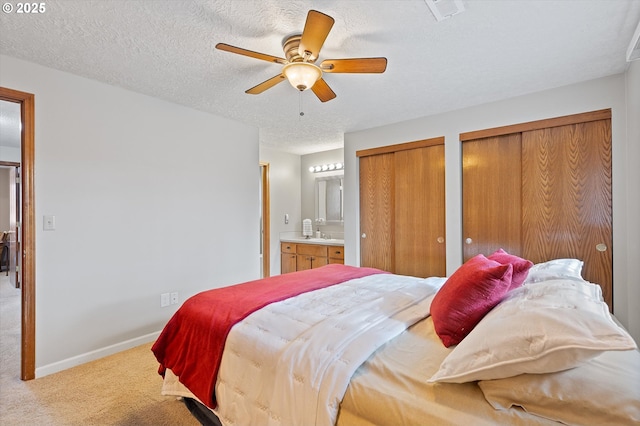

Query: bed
[{"left": 152, "top": 254, "right": 640, "bottom": 426}]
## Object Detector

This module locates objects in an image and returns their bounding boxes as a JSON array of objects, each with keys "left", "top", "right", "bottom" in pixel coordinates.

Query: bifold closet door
[
  {"left": 359, "top": 138, "right": 446, "bottom": 276},
  {"left": 462, "top": 133, "right": 523, "bottom": 262},
  {"left": 395, "top": 145, "right": 446, "bottom": 277},
  {"left": 521, "top": 119, "right": 613, "bottom": 308},
  {"left": 462, "top": 111, "right": 612, "bottom": 310},
  {"left": 359, "top": 153, "right": 395, "bottom": 272}
]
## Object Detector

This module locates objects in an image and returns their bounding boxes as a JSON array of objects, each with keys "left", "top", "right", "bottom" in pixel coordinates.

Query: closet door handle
[
  {"left": 465, "top": 238, "right": 473, "bottom": 245},
  {"left": 596, "top": 243, "right": 607, "bottom": 252},
  {"left": 361, "top": 233, "right": 367, "bottom": 238},
  {"left": 437, "top": 237, "right": 444, "bottom": 244}
]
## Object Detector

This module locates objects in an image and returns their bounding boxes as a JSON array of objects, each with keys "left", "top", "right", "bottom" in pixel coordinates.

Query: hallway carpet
[{"left": 0, "top": 275, "right": 199, "bottom": 425}]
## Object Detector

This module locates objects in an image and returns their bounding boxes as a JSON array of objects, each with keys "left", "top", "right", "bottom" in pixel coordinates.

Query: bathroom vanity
[{"left": 280, "top": 238, "right": 344, "bottom": 274}]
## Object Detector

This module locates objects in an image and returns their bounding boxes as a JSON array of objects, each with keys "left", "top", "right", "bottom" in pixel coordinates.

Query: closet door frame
[{"left": 460, "top": 109, "right": 611, "bottom": 141}]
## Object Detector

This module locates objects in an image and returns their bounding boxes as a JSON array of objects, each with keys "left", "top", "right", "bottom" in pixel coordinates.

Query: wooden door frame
[
  {"left": 260, "top": 162, "right": 270, "bottom": 278},
  {"left": 0, "top": 87, "right": 36, "bottom": 380}
]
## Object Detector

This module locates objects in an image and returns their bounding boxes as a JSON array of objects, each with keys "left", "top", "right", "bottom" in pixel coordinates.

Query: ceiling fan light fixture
[{"left": 283, "top": 62, "right": 322, "bottom": 91}]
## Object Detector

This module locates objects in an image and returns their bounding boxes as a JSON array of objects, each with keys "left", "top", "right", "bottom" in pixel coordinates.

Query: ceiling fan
[{"left": 215, "top": 10, "right": 387, "bottom": 102}]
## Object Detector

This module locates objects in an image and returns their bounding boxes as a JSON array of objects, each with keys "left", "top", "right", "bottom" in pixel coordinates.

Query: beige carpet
[{"left": 0, "top": 275, "right": 199, "bottom": 425}]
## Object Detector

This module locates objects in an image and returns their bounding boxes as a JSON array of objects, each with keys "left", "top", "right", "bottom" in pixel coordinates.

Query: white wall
[
  {"left": 259, "top": 146, "right": 301, "bottom": 276},
  {"left": 0, "top": 146, "right": 20, "bottom": 163},
  {"left": 0, "top": 55, "right": 261, "bottom": 376},
  {"left": 625, "top": 60, "right": 640, "bottom": 344},
  {"left": 344, "top": 73, "right": 639, "bottom": 344}
]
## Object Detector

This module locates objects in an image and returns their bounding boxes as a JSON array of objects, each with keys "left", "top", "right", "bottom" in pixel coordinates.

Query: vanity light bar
[{"left": 308, "top": 163, "right": 344, "bottom": 173}]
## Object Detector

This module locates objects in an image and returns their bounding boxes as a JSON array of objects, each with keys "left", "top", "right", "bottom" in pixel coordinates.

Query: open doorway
[
  {"left": 0, "top": 87, "right": 36, "bottom": 380},
  {"left": 0, "top": 163, "right": 20, "bottom": 383},
  {"left": 0, "top": 162, "right": 20, "bottom": 286},
  {"left": 0, "top": 98, "right": 21, "bottom": 288}
]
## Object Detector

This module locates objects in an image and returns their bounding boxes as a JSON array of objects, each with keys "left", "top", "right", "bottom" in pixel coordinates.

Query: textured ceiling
[{"left": 1, "top": 0, "right": 639, "bottom": 154}]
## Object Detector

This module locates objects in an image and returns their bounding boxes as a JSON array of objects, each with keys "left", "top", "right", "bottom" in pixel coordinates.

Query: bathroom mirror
[{"left": 315, "top": 175, "right": 344, "bottom": 224}]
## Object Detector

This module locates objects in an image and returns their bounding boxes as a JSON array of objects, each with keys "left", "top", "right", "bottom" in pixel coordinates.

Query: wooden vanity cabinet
[
  {"left": 328, "top": 246, "right": 344, "bottom": 264},
  {"left": 280, "top": 242, "right": 344, "bottom": 274},
  {"left": 296, "top": 243, "right": 328, "bottom": 271},
  {"left": 280, "top": 243, "right": 298, "bottom": 274}
]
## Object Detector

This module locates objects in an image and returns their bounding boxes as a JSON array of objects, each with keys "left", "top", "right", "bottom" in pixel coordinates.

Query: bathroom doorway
[{"left": 0, "top": 163, "right": 20, "bottom": 287}]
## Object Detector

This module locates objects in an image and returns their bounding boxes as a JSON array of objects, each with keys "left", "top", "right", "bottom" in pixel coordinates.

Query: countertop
[{"left": 280, "top": 237, "right": 344, "bottom": 246}]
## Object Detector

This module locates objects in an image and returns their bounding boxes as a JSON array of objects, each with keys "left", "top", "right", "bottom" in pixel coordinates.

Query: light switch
[
  {"left": 160, "top": 293, "right": 170, "bottom": 308},
  {"left": 43, "top": 215, "right": 56, "bottom": 231}
]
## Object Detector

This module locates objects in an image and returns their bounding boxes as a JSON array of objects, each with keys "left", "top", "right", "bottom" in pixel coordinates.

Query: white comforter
[{"left": 212, "top": 273, "right": 446, "bottom": 426}]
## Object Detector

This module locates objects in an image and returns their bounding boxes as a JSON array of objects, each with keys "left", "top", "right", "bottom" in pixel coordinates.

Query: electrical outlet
[
  {"left": 170, "top": 292, "right": 179, "bottom": 305},
  {"left": 160, "top": 293, "right": 170, "bottom": 307}
]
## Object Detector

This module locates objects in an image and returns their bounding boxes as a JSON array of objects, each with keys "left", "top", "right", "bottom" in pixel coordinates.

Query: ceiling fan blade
[
  {"left": 298, "top": 10, "right": 335, "bottom": 62},
  {"left": 246, "top": 74, "right": 287, "bottom": 94},
  {"left": 320, "top": 58, "right": 388, "bottom": 73},
  {"left": 311, "top": 78, "right": 336, "bottom": 102},
  {"left": 216, "top": 43, "right": 287, "bottom": 65}
]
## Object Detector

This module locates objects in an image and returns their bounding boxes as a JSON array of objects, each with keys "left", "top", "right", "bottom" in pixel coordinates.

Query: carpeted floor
[{"left": 0, "top": 275, "right": 199, "bottom": 425}]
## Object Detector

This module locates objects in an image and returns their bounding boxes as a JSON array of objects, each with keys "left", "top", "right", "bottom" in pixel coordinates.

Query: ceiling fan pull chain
[{"left": 299, "top": 91, "right": 305, "bottom": 118}]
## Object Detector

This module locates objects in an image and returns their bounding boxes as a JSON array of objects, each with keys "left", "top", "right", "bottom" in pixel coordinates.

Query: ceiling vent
[
  {"left": 628, "top": 19, "right": 640, "bottom": 62},
  {"left": 425, "top": 0, "right": 465, "bottom": 22}
]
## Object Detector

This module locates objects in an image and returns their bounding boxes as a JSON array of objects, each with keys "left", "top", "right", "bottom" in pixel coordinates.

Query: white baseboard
[{"left": 35, "top": 331, "right": 161, "bottom": 378}]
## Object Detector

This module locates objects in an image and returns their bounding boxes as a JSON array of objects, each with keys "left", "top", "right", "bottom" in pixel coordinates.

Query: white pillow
[
  {"left": 523, "top": 258, "right": 583, "bottom": 284},
  {"left": 428, "top": 279, "right": 637, "bottom": 383},
  {"left": 478, "top": 349, "right": 640, "bottom": 425}
]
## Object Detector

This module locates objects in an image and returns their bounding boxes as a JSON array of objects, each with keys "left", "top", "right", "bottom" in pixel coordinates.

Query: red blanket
[{"left": 151, "top": 264, "right": 384, "bottom": 409}]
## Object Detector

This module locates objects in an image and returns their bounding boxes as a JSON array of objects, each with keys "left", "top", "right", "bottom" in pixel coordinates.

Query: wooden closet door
[
  {"left": 395, "top": 145, "right": 446, "bottom": 277},
  {"left": 359, "top": 153, "right": 395, "bottom": 271},
  {"left": 462, "top": 134, "right": 523, "bottom": 261},
  {"left": 521, "top": 119, "right": 612, "bottom": 308}
]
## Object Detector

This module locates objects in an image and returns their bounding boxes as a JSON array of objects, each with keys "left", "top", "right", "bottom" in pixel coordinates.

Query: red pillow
[
  {"left": 431, "top": 254, "right": 513, "bottom": 347},
  {"left": 488, "top": 248, "right": 533, "bottom": 290}
]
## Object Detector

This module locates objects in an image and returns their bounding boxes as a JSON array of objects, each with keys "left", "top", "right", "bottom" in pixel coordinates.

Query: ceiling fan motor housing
[{"left": 283, "top": 34, "right": 308, "bottom": 63}]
